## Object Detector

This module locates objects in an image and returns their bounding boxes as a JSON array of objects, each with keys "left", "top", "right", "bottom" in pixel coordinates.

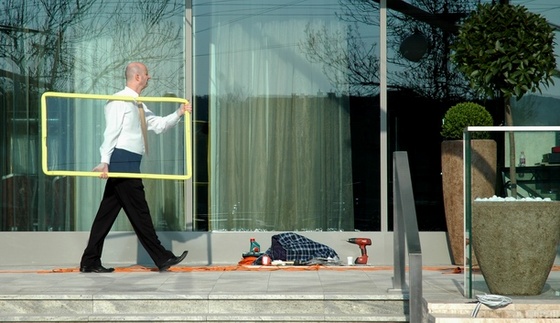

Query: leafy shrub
[{"left": 441, "top": 102, "right": 493, "bottom": 140}]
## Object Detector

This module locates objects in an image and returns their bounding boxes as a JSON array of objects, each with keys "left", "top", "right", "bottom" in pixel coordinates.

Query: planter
[
  {"left": 472, "top": 201, "right": 560, "bottom": 295},
  {"left": 441, "top": 139, "right": 496, "bottom": 265}
]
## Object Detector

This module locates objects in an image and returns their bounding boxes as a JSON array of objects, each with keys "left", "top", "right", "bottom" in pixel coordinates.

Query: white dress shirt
[{"left": 100, "top": 87, "right": 182, "bottom": 165}]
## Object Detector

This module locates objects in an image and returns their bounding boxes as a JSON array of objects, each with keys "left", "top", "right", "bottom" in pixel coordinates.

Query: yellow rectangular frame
[{"left": 41, "top": 91, "right": 192, "bottom": 180}]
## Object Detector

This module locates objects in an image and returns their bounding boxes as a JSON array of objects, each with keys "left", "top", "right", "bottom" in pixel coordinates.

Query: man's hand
[
  {"left": 177, "top": 102, "right": 192, "bottom": 116},
  {"left": 93, "top": 163, "right": 109, "bottom": 179}
]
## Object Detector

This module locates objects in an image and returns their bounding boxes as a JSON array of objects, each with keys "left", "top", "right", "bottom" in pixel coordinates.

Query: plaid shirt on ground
[{"left": 264, "top": 232, "right": 339, "bottom": 262}]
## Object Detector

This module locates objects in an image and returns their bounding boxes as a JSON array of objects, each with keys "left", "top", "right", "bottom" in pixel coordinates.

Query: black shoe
[
  {"left": 80, "top": 265, "right": 115, "bottom": 273},
  {"left": 158, "top": 250, "right": 188, "bottom": 271}
]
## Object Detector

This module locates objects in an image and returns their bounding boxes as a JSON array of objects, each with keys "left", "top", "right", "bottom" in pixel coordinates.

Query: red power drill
[{"left": 347, "top": 238, "right": 372, "bottom": 265}]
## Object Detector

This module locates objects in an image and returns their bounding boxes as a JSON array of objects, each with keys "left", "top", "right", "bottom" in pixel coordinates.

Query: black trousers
[{"left": 80, "top": 177, "right": 174, "bottom": 268}]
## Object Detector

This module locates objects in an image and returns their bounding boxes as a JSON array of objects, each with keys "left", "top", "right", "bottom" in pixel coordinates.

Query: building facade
[{"left": 1, "top": 0, "right": 559, "bottom": 266}]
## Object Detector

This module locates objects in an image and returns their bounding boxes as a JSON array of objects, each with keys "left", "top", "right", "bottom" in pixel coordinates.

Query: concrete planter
[
  {"left": 441, "top": 140, "right": 496, "bottom": 265},
  {"left": 472, "top": 201, "right": 560, "bottom": 295}
]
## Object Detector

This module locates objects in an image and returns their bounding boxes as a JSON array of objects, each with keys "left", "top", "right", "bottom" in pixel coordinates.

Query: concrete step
[
  {"left": 0, "top": 294, "right": 409, "bottom": 322},
  {"left": 426, "top": 300, "right": 560, "bottom": 322},
  {"left": 0, "top": 315, "right": 407, "bottom": 323}
]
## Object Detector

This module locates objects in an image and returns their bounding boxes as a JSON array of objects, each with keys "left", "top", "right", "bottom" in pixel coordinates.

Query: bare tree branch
[{"left": 300, "top": 0, "right": 478, "bottom": 99}]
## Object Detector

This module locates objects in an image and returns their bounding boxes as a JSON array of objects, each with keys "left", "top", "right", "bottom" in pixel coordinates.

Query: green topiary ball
[{"left": 441, "top": 102, "right": 493, "bottom": 140}]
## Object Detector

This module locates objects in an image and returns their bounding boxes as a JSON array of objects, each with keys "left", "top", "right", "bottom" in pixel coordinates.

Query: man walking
[{"left": 80, "top": 62, "right": 191, "bottom": 273}]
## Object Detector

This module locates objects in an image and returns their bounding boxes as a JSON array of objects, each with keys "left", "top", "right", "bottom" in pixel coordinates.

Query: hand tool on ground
[{"left": 347, "top": 238, "right": 372, "bottom": 265}]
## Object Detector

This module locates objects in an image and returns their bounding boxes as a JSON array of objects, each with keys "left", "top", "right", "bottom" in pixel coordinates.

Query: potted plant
[
  {"left": 451, "top": 2, "right": 557, "bottom": 196},
  {"left": 450, "top": 3, "right": 560, "bottom": 295},
  {"left": 441, "top": 102, "right": 495, "bottom": 266}
]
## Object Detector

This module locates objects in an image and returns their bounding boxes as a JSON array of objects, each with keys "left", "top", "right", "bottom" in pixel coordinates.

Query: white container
[{"left": 262, "top": 255, "right": 271, "bottom": 266}]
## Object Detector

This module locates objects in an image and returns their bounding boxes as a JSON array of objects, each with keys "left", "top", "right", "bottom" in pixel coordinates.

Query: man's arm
[{"left": 145, "top": 101, "right": 192, "bottom": 134}]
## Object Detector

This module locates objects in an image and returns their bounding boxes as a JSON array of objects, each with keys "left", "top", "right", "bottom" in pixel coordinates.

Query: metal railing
[{"left": 392, "top": 151, "right": 423, "bottom": 323}]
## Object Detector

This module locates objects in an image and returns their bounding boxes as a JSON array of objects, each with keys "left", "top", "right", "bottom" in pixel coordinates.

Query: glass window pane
[
  {"left": 193, "top": 0, "right": 381, "bottom": 231},
  {"left": 0, "top": 0, "right": 187, "bottom": 231}
]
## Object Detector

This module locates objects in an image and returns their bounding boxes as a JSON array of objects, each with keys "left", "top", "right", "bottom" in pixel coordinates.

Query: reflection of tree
[
  {"left": 77, "top": 0, "right": 185, "bottom": 94},
  {"left": 300, "top": 0, "right": 478, "bottom": 100},
  {"left": 300, "top": 23, "right": 379, "bottom": 96},
  {"left": 0, "top": 0, "right": 185, "bottom": 96},
  {"left": 389, "top": 0, "right": 477, "bottom": 100},
  {"left": 1, "top": 0, "right": 98, "bottom": 93}
]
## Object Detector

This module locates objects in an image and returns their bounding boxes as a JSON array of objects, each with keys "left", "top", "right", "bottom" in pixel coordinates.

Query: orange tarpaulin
[{"left": 0, "top": 265, "right": 557, "bottom": 274}]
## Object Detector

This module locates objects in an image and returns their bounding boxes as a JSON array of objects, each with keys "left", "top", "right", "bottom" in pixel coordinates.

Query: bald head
[{"left": 125, "top": 62, "right": 150, "bottom": 94}]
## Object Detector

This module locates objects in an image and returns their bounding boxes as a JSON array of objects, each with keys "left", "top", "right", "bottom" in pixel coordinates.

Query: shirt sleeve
[
  {"left": 99, "top": 100, "right": 126, "bottom": 164},
  {"left": 144, "top": 104, "right": 182, "bottom": 134}
]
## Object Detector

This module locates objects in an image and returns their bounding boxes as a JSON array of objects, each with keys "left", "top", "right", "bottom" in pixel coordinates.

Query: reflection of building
[{"left": 1, "top": 1, "right": 559, "bottom": 267}]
